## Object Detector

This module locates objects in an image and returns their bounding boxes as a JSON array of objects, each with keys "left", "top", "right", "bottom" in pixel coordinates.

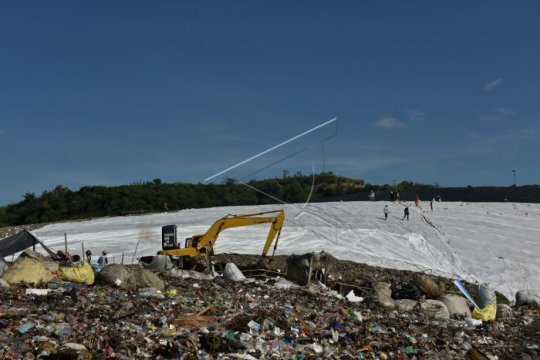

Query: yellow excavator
[{"left": 157, "top": 210, "right": 285, "bottom": 270}]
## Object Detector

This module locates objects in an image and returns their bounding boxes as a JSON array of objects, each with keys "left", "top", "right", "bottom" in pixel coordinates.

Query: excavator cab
[{"left": 185, "top": 235, "right": 214, "bottom": 256}]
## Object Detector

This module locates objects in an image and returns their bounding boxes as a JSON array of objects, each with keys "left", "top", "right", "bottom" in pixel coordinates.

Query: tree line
[
  {"left": 3, "top": 173, "right": 534, "bottom": 227},
  {"left": 0, "top": 172, "right": 373, "bottom": 226}
]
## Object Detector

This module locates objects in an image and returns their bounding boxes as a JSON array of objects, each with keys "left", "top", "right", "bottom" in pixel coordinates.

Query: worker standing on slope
[
  {"left": 402, "top": 205, "right": 410, "bottom": 221},
  {"left": 384, "top": 205, "right": 389, "bottom": 220},
  {"left": 85, "top": 250, "right": 92, "bottom": 263},
  {"left": 98, "top": 251, "right": 108, "bottom": 268}
]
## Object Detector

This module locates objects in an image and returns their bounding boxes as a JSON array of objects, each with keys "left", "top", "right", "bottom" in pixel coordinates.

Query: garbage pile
[{"left": 0, "top": 252, "right": 538, "bottom": 359}]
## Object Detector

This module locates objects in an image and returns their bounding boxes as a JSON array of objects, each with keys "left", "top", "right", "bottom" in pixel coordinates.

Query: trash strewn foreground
[{"left": 0, "top": 254, "right": 538, "bottom": 359}]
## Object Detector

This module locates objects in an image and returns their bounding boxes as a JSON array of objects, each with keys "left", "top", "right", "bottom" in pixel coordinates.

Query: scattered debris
[
  {"left": 0, "top": 252, "right": 536, "bottom": 359},
  {"left": 345, "top": 289, "right": 364, "bottom": 303}
]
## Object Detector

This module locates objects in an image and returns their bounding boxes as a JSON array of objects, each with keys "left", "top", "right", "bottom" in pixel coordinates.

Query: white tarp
[{"left": 31, "top": 201, "right": 540, "bottom": 300}]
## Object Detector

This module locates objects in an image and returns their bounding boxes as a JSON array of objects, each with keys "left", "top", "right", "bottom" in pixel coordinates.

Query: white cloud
[
  {"left": 484, "top": 78, "right": 503, "bottom": 91},
  {"left": 467, "top": 128, "right": 540, "bottom": 154},
  {"left": 374, "top": 117, "right": 406, "bottom": 129},
  {"left": 480, "top": 107, "right": 517, "bottom": 122},
  {"left": 494, "top": 107, "right": 517, "bottom": 116},
  {"left": 405, "top": 109, "right": 426, "bottom": 123}
]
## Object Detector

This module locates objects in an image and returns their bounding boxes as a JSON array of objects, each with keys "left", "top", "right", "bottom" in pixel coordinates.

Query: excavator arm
[{"left": 157, "top": 210, "right": 285, "bottom": 259}]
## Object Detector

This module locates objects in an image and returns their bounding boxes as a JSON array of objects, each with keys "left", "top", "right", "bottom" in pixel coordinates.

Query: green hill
[{"left": 0, "top": 172, "right": 364, "bottom": 226}]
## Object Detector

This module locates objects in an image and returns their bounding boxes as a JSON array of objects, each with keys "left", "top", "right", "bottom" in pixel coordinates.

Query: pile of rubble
[{"left": 0, "top": 252, "right": 538, "bottom": 359}]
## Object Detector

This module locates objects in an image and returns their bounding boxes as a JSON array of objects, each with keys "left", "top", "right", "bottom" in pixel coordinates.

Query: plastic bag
[
  {"left": 58, "top": 261, "right": 95, "bottom": 285},
  {"left": 472, "top": 283, "right": 497, "bottom": 321},
  {"left": 472, "top": 302, "right": 497, "bottom": 321}
]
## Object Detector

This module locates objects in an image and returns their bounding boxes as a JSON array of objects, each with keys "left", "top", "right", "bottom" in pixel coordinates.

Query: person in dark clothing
[
  {"left": 85, "top": 250, "right": 92, "bottom": 263},
  {"left": 98, "top": 251, "right": 108, "bottom": 267},
  {"left": 56, "top": 250, "right": 71, "bottom": 266},
  {"left": 402, "top": 205, "right": 410, "bottom": 221},
  {"left": 383, "top": 205, "right": 389, "bottom": 220}
]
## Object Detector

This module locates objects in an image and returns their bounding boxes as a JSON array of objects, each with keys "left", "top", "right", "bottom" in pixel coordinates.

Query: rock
[
  {"left": 420, "top": 300, "right": 450, "bottom": 319},
  {"left": 439, "top": 294, "right": 471, "bottom": 317},
  {"left": 496, "top": 304, "right": 512, "bottom": 319},
  {"left": 135, "top": 268, "right": 165, "bottom": 291},
  {"left": 516, "top": 290, "right": 540, "bottom": 307},
  {"left": 100, "top": 265, "right": 165, "bottom": 291},
  {"left": 100, "top": 264, "right": 138, "bottom": 291},
  {"left": 395, "top": 299, "right": 418, "bottom": 312},
  {"left": 224, "top": 263, "right": 246, "bottom": 281},
  {"left": 374, "top": 282, "right": 396, "bottom": 309},
  {"left": 414, "top": 274, "right": 443, "bottom": 299},
  {"left": 0, "top": 279, "right": 9, "bottom": 287}
]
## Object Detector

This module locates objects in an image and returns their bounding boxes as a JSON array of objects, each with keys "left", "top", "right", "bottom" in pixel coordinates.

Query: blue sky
[{"left": 1, "top": 1, "right": 539, "bottom": 205}]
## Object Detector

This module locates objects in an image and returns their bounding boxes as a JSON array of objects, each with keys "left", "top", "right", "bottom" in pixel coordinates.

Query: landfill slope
[{"left": 32, "top": 201, "right": 540, "bottom": 300}]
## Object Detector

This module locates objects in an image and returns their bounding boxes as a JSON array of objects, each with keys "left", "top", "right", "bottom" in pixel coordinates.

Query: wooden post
[
  {"left": 64, "top": 233, "right": 68, "bottom": 254},
  {"left": 121, "top": 252, "right": 125, "bottom": 265},
  {"left": 306, "top": 253, "right": 314, "bottom": 287},
  {"left": 131, "top": 239, "right": 141, "bottom": 264},
  {"left": 81, "top": 243, "right": 85, "bottom": 260}
]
